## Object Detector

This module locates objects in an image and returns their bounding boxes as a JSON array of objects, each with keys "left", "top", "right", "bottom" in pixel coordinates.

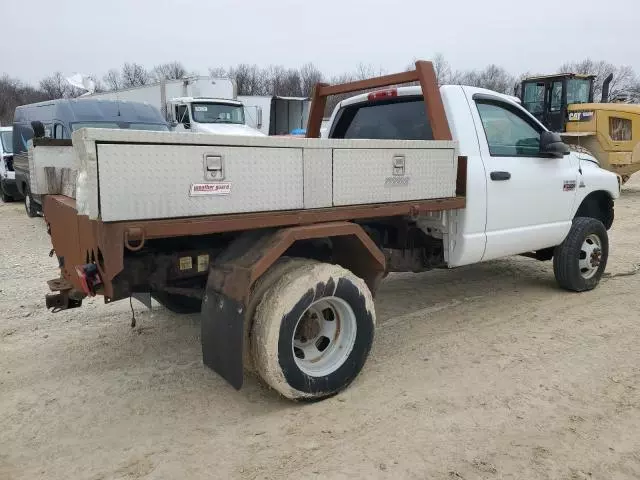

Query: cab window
[
  {"left": 522, "top": 82, "right": 544, "bottom": 115},
  {"left": 550, "top": 81, "right": 563, "bottom": 112},
  {"left": 329, "top": 97, "right": 433, "bottom": 140},
  {"left": 476, "top": 101, "right": 541, "bottom": 157}
]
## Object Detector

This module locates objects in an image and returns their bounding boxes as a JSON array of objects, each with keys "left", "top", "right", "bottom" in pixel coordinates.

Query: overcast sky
[{"left": 3, "top": 0, "right": 638, "bottom": 85}]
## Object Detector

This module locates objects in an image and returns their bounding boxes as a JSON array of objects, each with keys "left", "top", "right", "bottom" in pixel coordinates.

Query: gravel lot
[{"left": 1, "top": 178, "right": 640, "bottom": 480}]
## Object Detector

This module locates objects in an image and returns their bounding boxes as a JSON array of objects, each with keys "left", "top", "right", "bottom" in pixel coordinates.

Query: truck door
[
  {"left": 546, "top": 80, "right": 566, "bottom": 132},
  {"left": 468, "top": 93, "right": 577, "bottom": 261}
]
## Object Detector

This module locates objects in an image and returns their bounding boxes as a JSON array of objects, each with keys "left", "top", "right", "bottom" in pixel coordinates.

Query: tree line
[{"left": 2, "top": 55, "right": 639, "bottom": 125}]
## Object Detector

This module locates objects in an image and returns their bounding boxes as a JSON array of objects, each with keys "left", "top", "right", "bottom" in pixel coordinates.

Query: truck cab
[
  {"left": 325, "top": 83, "right": 619, "bottom": 267},
  {"left": 168, "top": 97, "right": 264, "bottom": 136}
]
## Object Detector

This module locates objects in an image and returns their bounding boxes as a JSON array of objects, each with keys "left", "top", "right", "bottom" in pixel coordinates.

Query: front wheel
[
  {"left": 553, "top": 217, "right": 609, "bottom": 292},
  {"left": 250, "top": 260, "right": 375, "bottom": 401}
]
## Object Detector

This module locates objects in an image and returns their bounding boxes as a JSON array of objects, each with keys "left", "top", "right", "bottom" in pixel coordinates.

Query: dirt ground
[{"left": 1, "top": 179, "right": 639, "bottom": 480}]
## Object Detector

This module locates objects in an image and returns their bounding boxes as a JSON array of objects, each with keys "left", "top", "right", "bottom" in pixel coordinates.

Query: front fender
[{"left": 576, "top": 160, "right": 620, "bottom": 205}]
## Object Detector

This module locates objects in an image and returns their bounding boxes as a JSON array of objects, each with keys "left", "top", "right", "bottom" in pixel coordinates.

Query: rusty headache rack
[
  {"left": 43, "top": 60, "right": 467, "bottom": 392},
  {"left": 306, "top": 60, "right": 453, "bottom": 141}
]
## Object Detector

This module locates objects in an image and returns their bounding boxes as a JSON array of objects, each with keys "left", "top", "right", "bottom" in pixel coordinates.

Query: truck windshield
[
  {"left": 329, "top": 97, "right": 433, "bottom": 140},
  {"left": 567, "top": 79, "right": 591, "bottom": 105},
  {"left": 70, "top": 122, "right": 169, "bottom": 132},
  {"left": 191, "top": 103, "right": 245, "bottom": 124},
  {"left": 0, "top": 131, "right": 12, "bottom": 153}
]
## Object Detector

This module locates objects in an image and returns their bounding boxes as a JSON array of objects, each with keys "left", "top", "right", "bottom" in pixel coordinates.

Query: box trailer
[{"left": 239, "top": 95, "right": 310, "bottom": 135}]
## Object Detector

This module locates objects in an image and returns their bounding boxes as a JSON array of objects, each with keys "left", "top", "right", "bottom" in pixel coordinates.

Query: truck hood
[{"left": 195, "top": 123, "right": 265, "bottom": 136}]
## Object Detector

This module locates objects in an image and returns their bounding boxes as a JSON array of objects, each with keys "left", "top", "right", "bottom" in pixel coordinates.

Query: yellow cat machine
[{"left": 520, "top": 73, "right": 640, "bottom": 183}]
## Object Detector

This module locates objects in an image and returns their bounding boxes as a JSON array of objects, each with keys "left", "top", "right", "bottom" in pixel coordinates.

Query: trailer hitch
[
  {"left": 45, "top": 277, "right": 85, "bottom": 313},
  {"left": 45, "top": 292, "right": 83, "bottom": 312}
]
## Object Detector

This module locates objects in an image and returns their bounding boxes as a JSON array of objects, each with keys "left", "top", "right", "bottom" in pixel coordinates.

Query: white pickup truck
[{"left": 37, "top": 61, "right": 619, "bottom": 402}]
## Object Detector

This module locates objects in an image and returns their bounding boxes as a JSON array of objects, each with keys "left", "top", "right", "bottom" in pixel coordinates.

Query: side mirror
[
  {"left": 31, "top": 120, "right": 45, "bottom": 138},
  {"left": 539, "top": 131, "right": 569, "bottom": 158}
]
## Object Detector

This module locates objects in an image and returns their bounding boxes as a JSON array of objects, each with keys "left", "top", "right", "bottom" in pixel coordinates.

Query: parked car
[
  {"left": 0, "top": 126, "right": 17, "bottom": 202},
  {"left": 12, "top": 98, "right": 169, "bottom": 216}
]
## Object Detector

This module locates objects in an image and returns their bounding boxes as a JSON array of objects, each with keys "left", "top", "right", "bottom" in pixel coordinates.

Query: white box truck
[{"left": 88, "top": 77, "right": 264, "bottom": 136}]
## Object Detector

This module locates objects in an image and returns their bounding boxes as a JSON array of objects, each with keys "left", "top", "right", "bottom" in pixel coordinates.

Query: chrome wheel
[
  {"left": 292, "top": 297, "right": 357, "bottom": 377},
  {"left": 579, "top": 233, "right": 602, "bottom": 279}
]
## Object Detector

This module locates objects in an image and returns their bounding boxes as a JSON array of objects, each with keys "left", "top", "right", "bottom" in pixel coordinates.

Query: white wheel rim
[
  {"left": 292, "top": 296, "right": 357, "bottom": 377},
  {"left": 25, "top": 195, "right": 30, "bottom": 212},
  {"left": 579, "top": 233, "right": 602, "bottom": 279}
]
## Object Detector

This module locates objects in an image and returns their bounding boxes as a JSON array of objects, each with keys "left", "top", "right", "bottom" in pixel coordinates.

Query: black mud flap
[{"left": 200, "top": 288, "right": 245, "bottom": 390}]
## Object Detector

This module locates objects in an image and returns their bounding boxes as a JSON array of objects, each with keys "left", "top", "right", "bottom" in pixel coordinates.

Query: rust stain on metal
[
  {"left": 44, "top": 195, "right": 126, "bottom": 299},
  {"left": 456, "top": 156, "right": 468, "bottom": 197},
  {"left": 115, "top": 197, "right": 465, "bottom": 241},
  {"left": 208, "top": 222, "right": 386, "bottom": 304}
]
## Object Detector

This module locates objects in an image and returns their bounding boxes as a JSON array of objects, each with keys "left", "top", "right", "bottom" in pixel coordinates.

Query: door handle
[{"left": 490, "top": 171, "right": 511, "bottom": 181}]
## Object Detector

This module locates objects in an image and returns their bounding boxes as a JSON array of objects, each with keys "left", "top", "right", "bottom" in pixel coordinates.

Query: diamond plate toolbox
[
  {"left": 96, "top": 143, "right": 304, "bottom": 221},
  {"left": 75, "top": 130, "right": 458, "bottom": 221},
  {"left": 332, "top": 145, "right": 457, "bottom": 206}
]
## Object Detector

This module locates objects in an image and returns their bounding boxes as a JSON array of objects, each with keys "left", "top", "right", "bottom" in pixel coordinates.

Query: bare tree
[
  {"left": 431, "top": 53, "right": 452, "bottom": 85},
  {"left": 300, "top": 63, "right": 324, "bottom": 97},
  {"left": 450, "top": 64, "right": 515, "bottom": 94},
  {"left": 227, "top": 64, "right": 267, "bottom": 96},
  {"left": 0, "top": 75, "right": 47, "bottom": 124},
  {"left": 558, "top": 58, "right": 639, "bottom": 101},
  {"left": 153, "top": 61, "right": 188, "bottom": 81},
  {"left": 121, "top": 63, "right": 150, "bottom": 88},
  {"left": 209, "top": 66, "right": 228, "bottom": 78},
  {"left": 354, "top": 62, "right": 385, "bottom": 80},
  {"left": 103, "top": 69, "right": 122, "bottom": 91},
  {"left": 39, "top": 72, "right": 82, "bottom": 99},
  {"left": 281, "top": 69, "right": 303, "bottom": 97}
]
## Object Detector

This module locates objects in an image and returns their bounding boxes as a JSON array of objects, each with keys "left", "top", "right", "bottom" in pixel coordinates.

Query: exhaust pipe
[{"left": 601, "top": 73, "right": 613, "bottom": 103}]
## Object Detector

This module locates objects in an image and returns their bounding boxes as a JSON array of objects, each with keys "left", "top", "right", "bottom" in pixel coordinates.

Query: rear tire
[
  {"left": 553, "top": 217, "right": 608, "bottom": 292},
  {"left": 24, "top": 185, "right": 38, "bottom": 217},
  {"left": 151, "top": 292, "right": 202, "bottom": 314},
  {"left": 250, "top": 261, "right": 375, "bottom": 400}
]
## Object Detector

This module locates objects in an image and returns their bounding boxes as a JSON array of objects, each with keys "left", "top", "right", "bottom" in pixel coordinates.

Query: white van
[{"left": 0, "top": 126, "right": 16, "bottom": 202}]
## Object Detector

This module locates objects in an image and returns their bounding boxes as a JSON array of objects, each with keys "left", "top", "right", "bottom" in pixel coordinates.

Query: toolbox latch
[{"left": 204, "top": 154, "right": 224, "bottom": 181}]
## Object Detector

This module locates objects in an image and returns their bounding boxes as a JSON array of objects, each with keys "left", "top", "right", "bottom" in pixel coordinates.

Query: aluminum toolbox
[{"left": 71, "top": 129, "right": 458, "bottom": 222}]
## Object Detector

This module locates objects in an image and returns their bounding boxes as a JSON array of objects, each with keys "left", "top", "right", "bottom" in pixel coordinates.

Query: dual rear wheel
[{"left": 249, "top": 259, "right": 375, "bottom": 400}]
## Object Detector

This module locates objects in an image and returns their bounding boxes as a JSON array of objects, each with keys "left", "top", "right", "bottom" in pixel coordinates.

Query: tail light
[
  {"left": 367, "top": 89, "right": 398, "bottom": 102},
  {"left": 75, "top": 264, "right": 102, "bottom": 296}
]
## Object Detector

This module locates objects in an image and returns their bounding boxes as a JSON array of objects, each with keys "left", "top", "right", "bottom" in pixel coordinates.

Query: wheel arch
[
  {"left": 575, "top": 190, "right": 614, "bottom": 230},
  {"left": 200, "top": 222, "right": 386, "bottom": 390}
]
